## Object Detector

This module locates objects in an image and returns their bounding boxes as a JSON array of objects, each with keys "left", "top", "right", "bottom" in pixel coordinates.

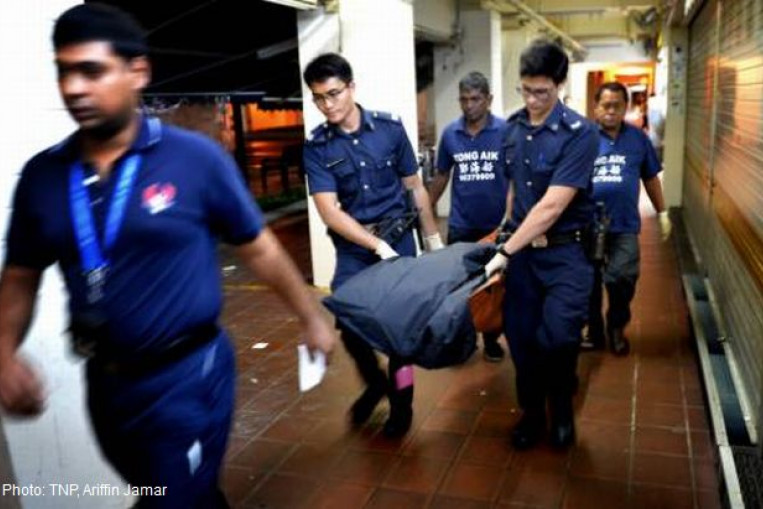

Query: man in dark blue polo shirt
[
  {"left": 303, "top": 53, "right": 442, "bottom": 438},
  {"left": 485, "top": 40, "right": 598, "bottom": 450},
  {"left": 0, "top": 5, "right": 334, "bottom": 508},
  {"left": 429, "top": 71, "right": 509, "bottom": 362},
  {"left": 582, "top": 81, "right": 671, "bottom": 355}
]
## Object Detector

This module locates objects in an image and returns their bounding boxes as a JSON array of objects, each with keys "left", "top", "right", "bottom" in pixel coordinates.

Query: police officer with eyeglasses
[
  {"left": 302, "top": 53, "right": 443, "bottom": 438},
  {"left": 485, "top": 40, "right": 598, "bottom": 450}
]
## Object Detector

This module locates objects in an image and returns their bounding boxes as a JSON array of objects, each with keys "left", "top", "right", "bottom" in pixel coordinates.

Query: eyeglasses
[
  {"left": 312, "top": 86, "right": 348, "bottom": 106},
  {"left": 516, "top": 85, "right": 554, "bottom": 101}
]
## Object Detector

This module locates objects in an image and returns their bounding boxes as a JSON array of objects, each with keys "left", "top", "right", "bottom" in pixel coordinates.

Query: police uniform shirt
[
  {"left": 4, "top": 116, "right": 265, "bottom": 355},
  {"left": 592, "top": 122, "right": 661, "bottom": 234},
  {"left": 303, "top": 107, "right": 418, "bottom": 228},
  {"left": 505, "top": 101, "right": 598, "bottom": 233},
  {"left": 436, "top": 113, "right": 509, "bottom": 230}
]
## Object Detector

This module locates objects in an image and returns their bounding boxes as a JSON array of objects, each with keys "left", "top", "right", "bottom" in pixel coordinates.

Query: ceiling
[
  {"left": 88, "top": 0, "right": 302, "bottom": 98},
  {"left": 85, "top": 0, "right": 662, "bottom": 99}
]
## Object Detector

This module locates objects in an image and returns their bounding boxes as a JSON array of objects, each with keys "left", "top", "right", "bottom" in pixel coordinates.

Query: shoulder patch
[
  {"left": 307, "top": 123, "right": 330, "bottom": 144},
  {"left": 559, "top": 105, "right": 589, "bottom": 132},
  {"left": 506, "top": 110, "right": 522, "bottom": 123},
  {"left": 372, "top": 111, "right": 402, "bottom": 124}
]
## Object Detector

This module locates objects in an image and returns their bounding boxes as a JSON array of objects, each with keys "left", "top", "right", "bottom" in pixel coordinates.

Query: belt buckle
[{"left": 531, "top": 235, "right": 548, "bottom": 248}]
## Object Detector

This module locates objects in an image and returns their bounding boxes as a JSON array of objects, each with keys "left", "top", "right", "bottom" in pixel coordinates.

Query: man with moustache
[
  {"left": 429, "top": 71, "right": 509, "bottom": 362},
  {"left": 582, "top": 81, "right": 670, "bottom": 355}
]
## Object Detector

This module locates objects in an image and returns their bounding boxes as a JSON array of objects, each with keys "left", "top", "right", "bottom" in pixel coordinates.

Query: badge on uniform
[
  {"left": 85, "top": 265, "right": 108, "bottom": 303},
  {"left": 69, "top": 309, "right": 109, "bottom": 358}
]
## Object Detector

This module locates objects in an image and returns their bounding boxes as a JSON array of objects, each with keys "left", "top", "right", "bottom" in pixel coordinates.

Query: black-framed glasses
[
  {"left": 516, "top": 85, "right": 554, "bottom": 101},
  {"left": 312, "top": 86, "right": 348, "bottom": 106}
]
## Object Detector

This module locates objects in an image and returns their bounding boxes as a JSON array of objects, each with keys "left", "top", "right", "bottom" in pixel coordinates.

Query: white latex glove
[
  {"left": 658, "top": 211, "right": 672, "bottom": 242},
  {"left": 484, "top": 251, "right": 509, "bottom": 277},
  {"left": 423, "top": 232, "right": 444, "bottom": 252},
  {"left": 375, "top": 240, "right": 399, "bottom": 260}
]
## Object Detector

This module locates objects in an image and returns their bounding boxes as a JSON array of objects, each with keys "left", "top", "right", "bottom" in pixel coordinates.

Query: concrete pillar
[
  {"left": 502, "top": 28, "right": 529, "bottom": 117},
  {"left": 0, "top": 1, "right": 133, "bottom": 507},
  {"left": 661, "top": 27, "right": 689, "bottom": 208},
  {"left": 432, "top": 9, "right": 504, "bottom": 217},
  {"left": 298, "top": 1, "right": 418, "bottom": 289}
]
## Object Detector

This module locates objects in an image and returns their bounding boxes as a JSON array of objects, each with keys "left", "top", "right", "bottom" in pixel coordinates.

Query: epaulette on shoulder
[
  {"left": 306, "top": 123, "right": 330, "bottom": 144},
  {"left": 560, "top": 107, "right": 588, "bottom": 131},
  {"left": 506, "top": 109, "right": 522, "bottom": 124},
  {"left": 370, "top": 111, "right": 402, "bottom": 124}
]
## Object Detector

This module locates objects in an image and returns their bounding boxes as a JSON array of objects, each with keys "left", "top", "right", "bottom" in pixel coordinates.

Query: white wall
[
  {"left": 584, "top": 38, "right": 653, "bottom": 63},
  {"left": 298, "top": 0, "right": 419, "bottom": 289},
  {"left": 567, "top": 62, "right": 599, "bottom": 116},
  {"left": 661, "top": 27, "right": 688, "bottom": 207},
  {"left": 414, "top": 0, "right": 456, "bottom": 41},
  {"left": 502, "top": 27, "right": 531, "bottom": 116},
  {"left": 297, "top": 10, "right": 341, "bottom": 290},
  {"left": 0, "top": 2, "right": 132, "bottom": 507}
]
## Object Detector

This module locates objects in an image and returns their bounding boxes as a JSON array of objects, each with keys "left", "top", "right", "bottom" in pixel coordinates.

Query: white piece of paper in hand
[{"left": 297, "top": 343, "right": 326, "bottom": 392}]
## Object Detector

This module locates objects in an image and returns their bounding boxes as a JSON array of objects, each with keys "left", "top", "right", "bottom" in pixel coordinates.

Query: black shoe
[
  {"left": 609, "top": 328, "right": 630, "bottom": 356},
  {"left": 549, "top": 419, "right": 575, "bottom": 449},
  {"left": 382, "top": 405, "right": 412, "bottom": 438},
  {"left": 483, "top": 338, "right": 505, "bottom": 362},
  {"left": 350, "top": 385, "right": 386, "bottom": 425},
  {"left": 511, "top": 411, "right": 545, "bottom": 450},
  {"left": 549, "top": 394, "right": 575, "bottom": 448}
]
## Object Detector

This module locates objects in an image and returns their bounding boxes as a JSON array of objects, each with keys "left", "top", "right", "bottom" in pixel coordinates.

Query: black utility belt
[
  {"left": 362, "top": 212, "right": 418, "bottom": 246},
  {"left": 72, "top": 322, "right": 220, "bottom": 376},
  {"left": 528, "top": 229, "right": 584, "bottom": 249}
]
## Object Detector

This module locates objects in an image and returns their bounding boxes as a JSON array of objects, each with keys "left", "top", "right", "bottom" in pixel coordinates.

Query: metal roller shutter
[
  {"left": 684, "top": 0, "right": 763, "bottom": 439},
  {"left": 710, "top": 0, "right": 763, "bottom": 437},
  {"left": 683, "top": 0, "right": 718, "bottom": 260}
]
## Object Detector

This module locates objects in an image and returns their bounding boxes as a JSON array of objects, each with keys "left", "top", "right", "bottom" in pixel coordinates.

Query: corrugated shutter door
[
  {"left": 684, "top": 0, "right": 763, "bottom": 438},
  {"left": 709, "top": 0, "right": 763, "bottom": 435},
  {"left": 683, "top": 0, "right": 718, "bottom": 259}
]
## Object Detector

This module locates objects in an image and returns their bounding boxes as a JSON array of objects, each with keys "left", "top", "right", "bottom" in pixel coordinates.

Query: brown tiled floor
[{"left": 219, "top": 211, "right": 722, "bottom": 508}]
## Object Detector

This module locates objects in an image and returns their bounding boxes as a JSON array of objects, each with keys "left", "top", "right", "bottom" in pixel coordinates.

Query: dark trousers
[
  {"left": 340, "top": 328, "right": 388, "bottom": 390},
  {"left": 503, "top": 244, "right": 592, "bottom": 413},
  {"left": 448, "top": 225, "right": 501, "bottom": 346},
  {"left": 340, "top": 328, "right": 412, "bottom": 406},
  {"left": 332, "top": 232, "right": 418, "bottom": 408},
  {"left": 87, "top": 333, "right": 234, "bottom": 509},
  {"left": 589, "top": 233, "right": 640, "bottom": 335}
]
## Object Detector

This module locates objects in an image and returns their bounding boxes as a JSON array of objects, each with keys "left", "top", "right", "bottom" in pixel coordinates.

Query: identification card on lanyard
[{"left": 69, "top": 154, "right": 142, "bottom": 304}]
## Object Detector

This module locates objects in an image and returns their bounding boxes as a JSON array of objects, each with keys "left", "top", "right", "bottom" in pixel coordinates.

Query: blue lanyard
[{"left": 69, "top": 154, "right": 141, "bottom": 302}]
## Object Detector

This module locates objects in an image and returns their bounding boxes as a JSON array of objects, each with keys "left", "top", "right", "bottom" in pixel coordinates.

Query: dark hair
[
  {"left": 459, "top": 71, "right": 491, "bottom": 95},
  {"left": 303, "top": 53, "right": 353, "bottom": 85},
  {"left": 594, "top": 82, "right": 629, "bottom": 104},
  {"left": 519, "top": 40, "right": 568, "bottom": 84},
  {"left": 52, "top": 3, "right": 147, "bottom": 59}
]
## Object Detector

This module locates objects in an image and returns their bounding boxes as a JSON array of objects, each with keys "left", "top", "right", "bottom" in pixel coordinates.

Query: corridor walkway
[{"left": 219, "top": 209, "right": 722, "bottom": 509}]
